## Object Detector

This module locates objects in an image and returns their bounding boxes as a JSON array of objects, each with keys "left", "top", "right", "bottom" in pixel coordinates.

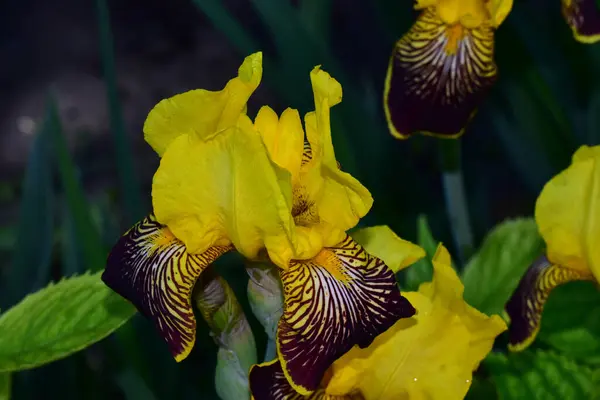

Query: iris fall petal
[
  {"left": 562, "top": 0, "right": 600, "bottom": 44},
  {"left": 103, "top": 215, "right": 231, "bottom": 361}
]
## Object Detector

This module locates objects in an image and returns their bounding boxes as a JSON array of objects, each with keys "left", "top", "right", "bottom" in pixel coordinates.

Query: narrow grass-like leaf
[
  {"left": 60, "top": 203, "right": 82, "bottom": 276},
  {"left": 115, "top": 368, "right": 157, "bottom": 400},
  {"left": 0, "top": 271, "right": 135, "bottom": 372},
  {"left": 404, "top": 215, "right": 437, "bottom": 291},
  {"left": 462, "top": 218, "right": 544, "bottom": 316},
  {"left": 96, "top": 0, "right": 142, "bottom": 225},
  {"left": 3, "top": 107, "right": 55, "bottom": 307},
  {"left": 485, "top": 350, "right": 595, "bottom": 399},
  {"left": 47, "top": 96, "right": 105, "bottom": 272},
  {"left": 0, "top": 373, "right": 10, "bottom": 400}
]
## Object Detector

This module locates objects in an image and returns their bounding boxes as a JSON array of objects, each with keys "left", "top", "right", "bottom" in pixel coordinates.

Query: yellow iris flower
[
  {"left": 561, "top": 0, "right": 600, "bottom": 44},
  {"left": 506, "top": 145, "right": 600, "bottom": 351},
  {"left": 250, "top": 244, "right": 507, "bottom": 400},
  {"left": 103, "top": 52, "right": 421, "bottom": 395},
  {"left": 384, "top": 0, "right": 512, "bottom": 138}
]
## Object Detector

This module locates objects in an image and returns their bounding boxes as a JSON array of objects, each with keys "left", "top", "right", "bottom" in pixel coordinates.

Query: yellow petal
[
  {"left": 535, "top": 145, "right": 600, "bottom": 278},
  {"left": 255, "top": 106, "right": 304, "bottom": 183},
  {"left": 152, "top": 119, "right": 298, "bottom": 268},
  {"left": 298, "top": 69, "right": 373, "bottom": 234},
  {"left": 144, "top": 52, "right": 263, "bottom": 156},
  {"left": 488, "top": 0, "right": 513, "bottom": 27},
  {"left": 350, "top": 225, "right": 425, "bottom": 274},
  {"left": 325, "top": 244, "right": 507, "bottom": 400}
]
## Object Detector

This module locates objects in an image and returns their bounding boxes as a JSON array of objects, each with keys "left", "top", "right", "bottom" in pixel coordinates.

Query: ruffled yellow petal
[
  {"left": 350, "top": 225, "right": 425, "bottom": 274},
  {"left": 152, "top": 118, "right": 298, "bottom": 267},
  {"left": 324, "top": 244, "right": 506, "bottom": 400},
  {"left": 299, "top": 68, "right": 373, "bottom": 234},
  {"left": 488, "top": 0, "right": 513, "bottom": 27},
  {"left": 254, "top": 106, "right": 304, "bottom": 183},
  {"left": 143, "top": 52, "right": 263, "bottom": 156},
  {"left": 535, "top": 145, "right": 600, "bottom": 279}
]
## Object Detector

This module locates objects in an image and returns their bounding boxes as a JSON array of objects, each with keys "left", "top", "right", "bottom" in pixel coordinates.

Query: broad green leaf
[
  {"left": 485, "top": 349, "right": 596, "bottom": 399},
  {"left": 537, "top": 281, "right": 600, "bottom": 365},
  {"left": 0, "top": 272, "right": 135, "bottom": 372},
  {"left": 96, "top": 0, "right": 143, "bottom": 225},
  {"left": 3, "top": 106, "right": 55, "bottom": 307},
  {"left": 462, "top": 218, "right": 544, "bottom": 316},
  {"left": 404, "top": 215, "right": 437, "bottom": 291},
  {"left": 0, "top": 373, "right": 10, "bottom": 400}
]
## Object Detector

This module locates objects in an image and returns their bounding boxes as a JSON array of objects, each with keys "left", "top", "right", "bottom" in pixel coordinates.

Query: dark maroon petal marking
[
  {"left": 276, "top": 236, "right": 415, "bottom": 394},
  {"left": 506, "top": 254, "right": 593, "bottom": 351},
  {"left": 562, "top": 0, "right": 600, "bottom": 42},
  {"left": 384, "top": 9, "right": 497, "bottom": 138},
  {"left": 103, "top": 214, "right": 230, "bottom": 361}
]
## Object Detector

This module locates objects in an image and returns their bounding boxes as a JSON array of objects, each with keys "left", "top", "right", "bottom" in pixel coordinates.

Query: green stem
[
  {"left": 194, "top": 269, "right": 257, "bottom": 400},
  {"left": 437, "top": 139, "right": 474, "bottom": 263}
]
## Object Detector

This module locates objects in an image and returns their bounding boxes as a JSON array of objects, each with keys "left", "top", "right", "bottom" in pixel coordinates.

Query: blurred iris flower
[
  {"left": 562, "top": 0, "right": 600, "bottom": 43},
  {"left": 384, "top": 0, "right": 600, "bottom": 139},
  {"left": 384, "top": 0, "right": 513, "bottom": 138},
  {"left": 103, "top": 52, "right": 421, "bottom": 395},
  {"left": 506, "top": 145, "right": 600, "bottom": 351},
  {"left": 249, "top": 244, "right": 507, "bottom": 400}
]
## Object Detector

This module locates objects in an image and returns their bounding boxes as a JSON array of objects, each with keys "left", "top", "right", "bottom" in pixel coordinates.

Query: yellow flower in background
[
  {"left": 384, "top": 0, "right": 513, "bottom": 139},
  {"left": 506, "top": 145, "right": 600, "bottom": 351},
  {"left": 250, "top": 244, "right": 507, "bottom": 400},
  {"left": 562, "top": 0, "right": 600, "bottom": 44},
  {"left": 103, "top": 53, "right": 418, "bottom": 395}
]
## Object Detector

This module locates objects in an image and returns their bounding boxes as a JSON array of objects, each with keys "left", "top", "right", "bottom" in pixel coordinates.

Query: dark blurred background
[{"left": 1, "top": 0, "right": 597, "bottom": 398}]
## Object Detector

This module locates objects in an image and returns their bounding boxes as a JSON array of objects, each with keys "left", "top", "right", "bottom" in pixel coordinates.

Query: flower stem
[
  {"left": 194, "top": 269, "right": 257, "bottom": 400},
  {"left": 437, "top": 139, "right": 474, "bottom": 263}
]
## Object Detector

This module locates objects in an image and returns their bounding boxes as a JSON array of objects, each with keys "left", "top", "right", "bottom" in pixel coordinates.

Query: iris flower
[
  {"left": 384, "top": 0, "right": 513, "bottom": 138},
  {"left": 103, "top": 52, "right": 419, "bottom": 394},
  {"left": 562, "top": 0, "right": 600, "bottom": 43},
  {"left": 249, "top": 244, "right": 507, "bottom": 399},
  {"left": 506, "top": 145, "right": 600, "bottom": 351}
]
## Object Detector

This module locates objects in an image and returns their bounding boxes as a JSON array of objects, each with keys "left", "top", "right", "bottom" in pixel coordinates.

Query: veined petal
[
  {"left": 103, "top": 215, "right": 231, "bottom": 361},
  {"left": 384, "top": 9, "right": 497, "bottom": 139},
  {"left": 144, "top": 52, "right": 263, "bottom": 156},
  {"left": 562, "top": 0, "right": 600, "bottom": 44},
  {"left": 152, "top": 121, "right": 298, "bottom": 269},
  {"left": 535, "top": 145, "right": 600, "bottom": 278},
  {"left": 505, "top": 255, "right": 593, "bottom": 352},
  {"left": 249, "top": 359, "right": 352, "bottom": 400},
  {"left": 276, "top": 236, "right": 415, "bottom": 394}
]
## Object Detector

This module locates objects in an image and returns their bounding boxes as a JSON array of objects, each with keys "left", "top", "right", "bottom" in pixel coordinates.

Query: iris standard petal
[
  {"left": 103, "top": 214, "right": 231, "bottom": 361},
  {"left": 143, "top": 52, "right": 263, "bottom": 156},
  {"left": 505, "top": 255, "right": 593, "bottom": 351},
  {"left": 274, "top": 236, "right": 415, "bottom": 394},
  {"left": 384, "top": 8, "right": 497, "bottom": 138},
  {"left": 535, "top": 145, "right": 600, "bottom": 278},
  {"left": 152, "top": 120, "right": 298, "bottom": 268},
  {"left": 562, "top": 0, "right": 600, "bottom": 44}
]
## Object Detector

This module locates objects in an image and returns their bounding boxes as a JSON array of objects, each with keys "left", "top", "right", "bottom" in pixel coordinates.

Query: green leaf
[
  {"left": 462, "top": 218, "right": 544, "bottom": 316},
  {"left": 485, "top": 350, "right": 596, "bottom": 399},
  {"left": 0, "top": 272, "right": 135, "bottom": 372},
  {"left": 47, "top": 96, "right": 105, "bottom": 272},
  {"left": 404, "top": 215, "right": 437, "bottom": 291},
  {"left": 0, "top": 373, "right": 10, "bottom": 400},
  {"left": 537, "top": 281, "right": 600, "bottom": 365},
  {"left": 3, "top": 106, "right": 55, "bottom": 307}
]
